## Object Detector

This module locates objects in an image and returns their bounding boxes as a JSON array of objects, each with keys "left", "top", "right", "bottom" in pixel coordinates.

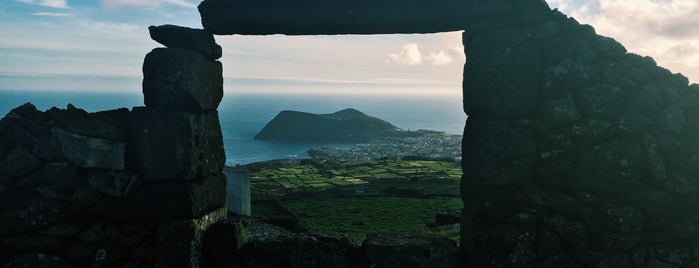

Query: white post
[{"left": 223, "top": 166, "right": 251, "bottom": 216}]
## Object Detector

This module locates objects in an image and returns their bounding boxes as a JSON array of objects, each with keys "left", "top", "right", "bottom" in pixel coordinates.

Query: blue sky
[{"left": 0, "top": 0, "right": 697, "bottom": 95}]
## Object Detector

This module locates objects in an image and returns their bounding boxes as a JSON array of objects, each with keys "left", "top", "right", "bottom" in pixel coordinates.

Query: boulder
[
  {"left": 462, "top": 119, "right": 536, "bottom": 186},
  {"left": 0, "top": 145, "right": 42, "bottom": 178},
  {"left": 565, "top": 139, "right": 645, "bottom": 193},
  {"left": 155, "top": 208, "right": 227, "bottom": 267},
  {"left": 46, "top": 105, "right": 128, "bottom": 142},
  {"left": 0, "top": 191, "right": 75, "bottom": 234},
  {"left": 129, "top": 107, "right": 225, "bottom": 181},
  {"left": 43, "top": 162, "right": 82, "bottom": 189},
  {"left": 87, "top": 170, "right": 138, "bottom": 197},
  {"left": 241, "top": 221, "right": 358, "bottom": 268},
  {"left": 86, "top": 174, "right": 226, "bottom": 222},
  {"left": 148, "top": 24, "right": 222, "bottom": 60},
  {"left": 3, "top": 253, "right": 77, "bottom": 268},
  {"left": 463, "top": 30, "right": 541, "bottom": 117},
  {"left": 54, "top": 127, "right": 126, "bottom": 170},
  {"left": 142, "top": 48, "right": 223, "bottom": 112},
  {"left": 361, "top": 233, "right": 460, "bottom": 268}
]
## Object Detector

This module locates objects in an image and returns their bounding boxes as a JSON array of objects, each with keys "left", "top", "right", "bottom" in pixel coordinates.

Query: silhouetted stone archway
[{"left": 200, "top": 0, "right": 699, "bottom": 266}]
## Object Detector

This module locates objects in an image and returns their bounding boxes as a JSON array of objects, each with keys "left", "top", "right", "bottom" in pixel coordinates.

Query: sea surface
[{"left": 0, "top": 90, "right": 467, "bottom": 165}]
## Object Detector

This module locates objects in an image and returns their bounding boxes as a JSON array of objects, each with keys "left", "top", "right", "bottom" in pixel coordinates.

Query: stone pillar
[{"left": 132, "top": 24, "right": 227, "bottom": 267}]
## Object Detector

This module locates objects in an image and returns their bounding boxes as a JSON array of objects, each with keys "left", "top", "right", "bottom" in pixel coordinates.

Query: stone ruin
[{"left": 2, "top": 0, "right": 699, "bottom": 267}]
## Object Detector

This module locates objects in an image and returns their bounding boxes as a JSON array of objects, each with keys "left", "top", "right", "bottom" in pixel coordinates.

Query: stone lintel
[{"left": 198, "top": 0, "right": 469, "bottom": 35}]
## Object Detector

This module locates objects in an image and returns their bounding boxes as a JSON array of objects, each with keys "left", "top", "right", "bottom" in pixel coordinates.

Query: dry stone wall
[
  {"left": 461, "top": 3, "right": 699, "bottom": 267},
  {"left": 0, "top": 25, "right": 228, "bottom": 267}
]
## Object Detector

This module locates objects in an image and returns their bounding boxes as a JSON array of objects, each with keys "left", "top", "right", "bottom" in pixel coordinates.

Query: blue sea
[{"left": 0, "top": 90, "right": 466, "bottom": 165}]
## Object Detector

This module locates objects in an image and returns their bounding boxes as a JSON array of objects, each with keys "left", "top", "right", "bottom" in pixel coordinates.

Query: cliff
[{"left": 254, "top": 108, "right": 402, "bottom": 142}]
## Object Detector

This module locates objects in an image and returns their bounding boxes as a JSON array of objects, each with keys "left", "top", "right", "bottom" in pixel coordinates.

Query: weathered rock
[
  {"left": 87, "top": 170, "right": 137, "bottom": 197},
  {"left": 591, "top": 203, "right": 644, "bottom": 233},
  {"left": 69, "top": 185, "right": 102, "bottom": 210},
  {"left": 0, "top": 191, "right": 75, "bottom": 234},
  {"left": 87, "top": 174, "right": 225, "bottom": 222},
  {"left": 565, "top": 139, "right": 644, "bottom": 193},
  {"left": 589, "top": 232, "right": 639, "bottom": 252},
  {"left": 54, "top": 127, "right": 125, "bottom": 170},
  {"left": 199, "top": 0, "right": 469, "bottom": 35},
  {"left": 79, "top": 222, "right": 106, "bottom": 242},
  {"left": 47, "top": 105, "right": 128, "bottom": 142},
  {"left": 524, "top": 185, "right": 593, "bottom": 219},
  {"left": 3, "top": 253, "right": 76, "bottom": 267},
  {"left": 473, "top": 221, "right": 537, "bottom": 266},
  {"left": 540, "top": 96, "right": 581, "bottom": 125},
  {"left": 597, "top": 253, "right": 633, "bottom": 268},
  {"left": 463, "top": 31, "right": 541, "bottom": 117},
  {"left": 129, "top": 107, "right": 225, "bottom": 181},
  {"left": 148, "top": 24, "right": 222, "bottom": 60},
  {"left": 241, "top": 221, "right": 358, "bottom": 268},
  {"left": 543, "top": 216, "right": 589, "bottom": 247},
  {"left": 462, "top": 119, "right": 536, "bottom": 186},
  {"left": 38, "top": 224, "right": 83, "bottom": 236},
  {"left": 155, "top": 208, "right": 227, "bottom": 267},
  {"left": 142, "top": 48, "right": 223, "bottom": 112},
  {"left": 361, "top": 233, "right": 460, "bottom": 268},
  {"left": 0, "top": 146, "right": 42, "bottom": 178},
  {"left": 43, "top": 162, "right": 82, "bottom": 189},
  {"left": 207, "top": 217, "right": 249, "bottom": 267}
]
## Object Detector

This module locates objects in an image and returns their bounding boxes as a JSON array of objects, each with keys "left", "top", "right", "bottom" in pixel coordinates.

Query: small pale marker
[{"left": 223, "top": 166, "right": 251, "bottom": 216}]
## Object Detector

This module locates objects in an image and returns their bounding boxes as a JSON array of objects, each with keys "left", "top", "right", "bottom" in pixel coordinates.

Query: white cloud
[
  {"left": 32, "top": 12, "right": 71, "bottom": 16},
  {"left": 101, "top": 0, "right": 195, "bottom": 9},
  {"left": 388, "top": 43, "right": 423, "bottom": 66},
  {"left": 388, "top": 43, "right": 464, "bottom": 66},
  {"left": 425, "top": 51, "right": 453, "bottom": 65},
  {"left": 15, "top": 0, "right": 68, "bottom": 8}
]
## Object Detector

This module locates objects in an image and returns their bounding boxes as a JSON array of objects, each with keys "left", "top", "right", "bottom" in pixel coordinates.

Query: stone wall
[
  {"left": 461, "top": 3, "right": 699, "bottom": 267},
  {"left": 0, "top": 25, "right": 228, "bottom": 267}
]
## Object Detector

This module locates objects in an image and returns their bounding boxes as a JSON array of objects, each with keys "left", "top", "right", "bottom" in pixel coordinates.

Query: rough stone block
[
  {"left": 565, "top": 139, "right": 644, "bottom": 193},
  {"left": 43, "top": 162, "right": 82, "bottom": 189},
  {"left": 361, "top": 233, "right": 461, "bottom": 268},
  {"left": 87, "top": 174, "right": 226, "bottom": 222},
  {"left": 129, "top": 107, "right": 225, "bottom": 181},
  {"left": 149, "top": 24, "right": 222, "bottom": 60},
  {"left": 0, "top": 145, "right": 42, "bottom": 178},
  {"left": 241, "top": 222, "right": 357, "bottom": 267},
  {"left": 142, "top": 48, "right": 223, "bottom": 112},
  {"left": 54, "top": 127, "right": 126, "bottom": 170},
  {"left": 463, "top": 31, "right": 541, "bottom": 118},
  {"left": 461, "top": 118, "right": 536, "bottom": 186},
  {"left": 47, "top": 105, "right": 128, "bottom": 142},
  {"left": 87, "top": 170, "right": 138, "bottom": 197},
  {"left": 155, "top": 208, "right": 227, "bottom": 268}
]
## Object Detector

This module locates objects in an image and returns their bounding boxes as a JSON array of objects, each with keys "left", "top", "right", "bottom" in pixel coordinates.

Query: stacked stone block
[
  {"left": 461, "top": 1, "right": 699, "bottom": 267},
  {"left": 0, "top": 25, "right": 227, "bottom": 267},
  {"left": 134, "top": 24, "right": 227, "bottom": 267}
]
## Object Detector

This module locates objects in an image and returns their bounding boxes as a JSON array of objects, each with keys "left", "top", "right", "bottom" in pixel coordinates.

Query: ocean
[{"left": 0, "top": 90, "right": 467, "bottom": 165}]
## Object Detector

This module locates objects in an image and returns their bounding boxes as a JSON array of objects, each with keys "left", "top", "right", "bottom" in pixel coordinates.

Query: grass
[
  {"left": 244, "top": 159, "right": 463, "bottom": 243},
  {"left": 284, "top": 196, "right": 463, "bottom": 242}
]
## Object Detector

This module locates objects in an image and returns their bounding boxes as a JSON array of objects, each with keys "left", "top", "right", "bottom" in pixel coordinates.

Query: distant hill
[{"left": 254, "top": 108, "right": 405, "bottom": 142}]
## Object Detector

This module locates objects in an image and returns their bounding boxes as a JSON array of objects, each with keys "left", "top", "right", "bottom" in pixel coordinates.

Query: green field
[{"left": 244, "top": 159, "right": 463, "bottom": 242}]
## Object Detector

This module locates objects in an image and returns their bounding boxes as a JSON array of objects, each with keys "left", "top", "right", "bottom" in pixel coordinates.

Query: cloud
[
  {"left": 32, "top": 12, "right": 71, "bottom": 16},
  {"left": 388, "top": 43, "right": 464, "bottom": 66},
  {"left": 15, "top": 0, "right": 68, "bottom": 8},
  {"left": 388, "top": 43, "right": 423, "bottom": 66},
  {"left": 425, "top": 51, "right": 453, "bottom": 65},
  {"left": 101, "top": 0, "right": 195, "bottom": 9}
]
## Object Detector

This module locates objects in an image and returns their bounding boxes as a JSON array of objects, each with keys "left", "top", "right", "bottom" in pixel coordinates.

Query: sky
[{"left": 0, "top": 0, "right": 697, "bottom": 95}]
